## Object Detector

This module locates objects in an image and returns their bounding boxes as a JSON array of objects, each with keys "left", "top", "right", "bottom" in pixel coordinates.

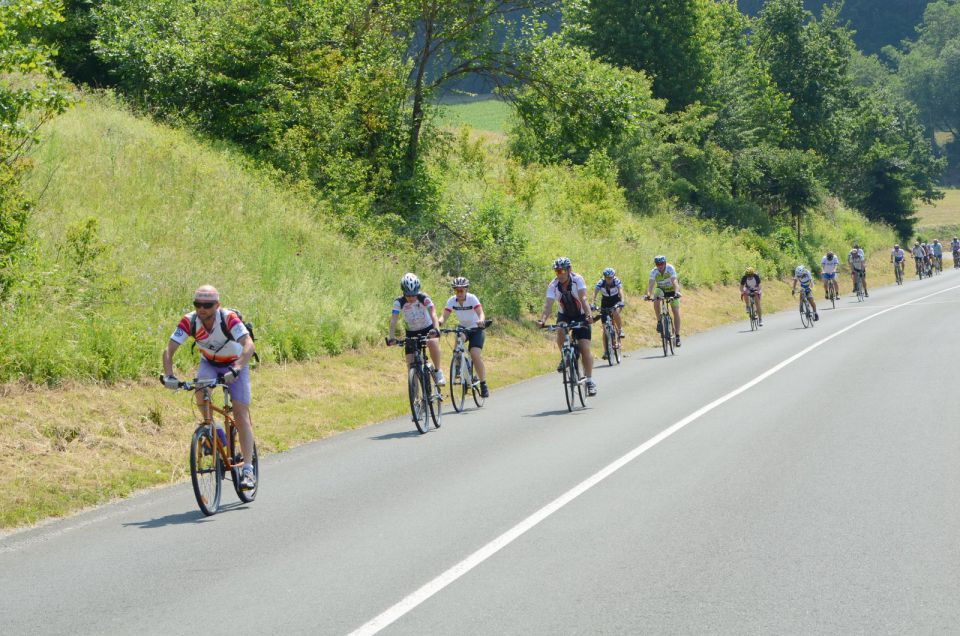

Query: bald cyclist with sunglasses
[{"left": 162, "top": 285, "right": 258, "bottom": 490}]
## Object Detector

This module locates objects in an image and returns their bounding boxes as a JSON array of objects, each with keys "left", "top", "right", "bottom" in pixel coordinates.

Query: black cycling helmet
[{"left": 553, "top": 256, "right": 572, "bottom": 271}]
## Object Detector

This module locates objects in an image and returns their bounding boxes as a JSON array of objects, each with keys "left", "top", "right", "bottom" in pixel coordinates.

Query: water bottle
[{"left": 215, "top": 424, "right": 227, "bottom": 447}]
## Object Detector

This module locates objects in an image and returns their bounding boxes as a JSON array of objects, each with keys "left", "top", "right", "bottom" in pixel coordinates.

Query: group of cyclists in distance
[{"left": 159, "top": 237, "right": 958, "bottom": 495}]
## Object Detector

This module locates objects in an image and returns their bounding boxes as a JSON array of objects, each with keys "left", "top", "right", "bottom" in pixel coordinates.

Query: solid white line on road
[{"left": 349, "top": 282, "right": 960, "bottom": 636}]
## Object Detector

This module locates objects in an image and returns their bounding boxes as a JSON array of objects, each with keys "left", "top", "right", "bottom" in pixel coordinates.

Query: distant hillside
[{"left": 738, "top": 0, "right": 928, "bottom": 54}]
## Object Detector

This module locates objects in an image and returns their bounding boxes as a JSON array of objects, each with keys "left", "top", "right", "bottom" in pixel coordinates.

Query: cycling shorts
[
  {"left": 557, "top": 312, "right": 591, "bottom": 341},
  {"left": 800, "top": 285, "right": 813, "bottom": 297},
  {"left": 465, "top": 328, "right": 485, "bottom": 350},
  {"left": 600, "top": 296, "right": 622, "bottom": 310},
  {"left": 404, "top": 326, "right": 436, "bottom": 355},
  {"left": 821, "top": 272, "right": 836, "bottom": 281},
  {"left": 198, "top": 358, "right": 251, "bottom": 406},
  {"left": 653, "top": 288, "right": 681, "bottom": 306}
]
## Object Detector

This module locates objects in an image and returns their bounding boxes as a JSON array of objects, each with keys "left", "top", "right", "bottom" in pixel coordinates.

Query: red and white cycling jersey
[{"left": 170, "top": 309, "right": 249, "bottom": 366}]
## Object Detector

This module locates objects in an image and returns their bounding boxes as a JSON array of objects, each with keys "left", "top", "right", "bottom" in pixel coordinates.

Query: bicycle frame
[{"left": 186, "top": 379, "right": 242, "bottom": 471}]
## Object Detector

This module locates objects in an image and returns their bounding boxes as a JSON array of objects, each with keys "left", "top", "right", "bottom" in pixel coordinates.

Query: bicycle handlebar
[
  {"left": 159, "top": 375, "right": 227, "bottom": 391},
  {"left": 439, "top": 319, "right": 493, "bottom": 335},
  {"left": 540, "top": 321, "right": 590, "bottom": 331},
  {"left": 386, "top": 331, "right": 438, "bottom": 346},
  {"left": 644, "top": 293, "right": 681, "bottom": 301}
]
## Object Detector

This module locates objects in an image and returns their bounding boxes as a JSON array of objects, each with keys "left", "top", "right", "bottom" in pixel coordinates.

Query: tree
[
  {"left": 1, "top": 0, "right": 73, "bottom": 297},
  {"left": 375, "top": 0, "right": 555, "bottom": 178},
  {"left": 564, "top": 0, "right": 714, "bottom": 111}
]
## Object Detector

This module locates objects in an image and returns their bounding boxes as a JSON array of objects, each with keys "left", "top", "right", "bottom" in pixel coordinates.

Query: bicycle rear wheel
[
  {"left": 190, "top": 425, "right": 222, "bottom": 516},
  {"left": 574, "top": 351, "right": 586, "bottom": 407},
  {"left": 409, "top": 367, "right": 430, "bottom": 434},
  {"left": 665, "top": 315, "right": 675, "bottom": 355},
  {"left": 228, "top": 425, "right": 258, "bottom": 503},
  {"left": 449, "top": 355, "right": 466, "bottom": 413},
  {"left": 660, "top": 316, "right": 669, "bottom": 357},
  {"left": 613, "top": 332, "right": 622, "bottom": 365}
]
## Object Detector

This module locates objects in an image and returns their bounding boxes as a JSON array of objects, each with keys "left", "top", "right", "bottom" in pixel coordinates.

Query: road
[{"left": 3, "top": 269, "right": 960, "bottom": 635}]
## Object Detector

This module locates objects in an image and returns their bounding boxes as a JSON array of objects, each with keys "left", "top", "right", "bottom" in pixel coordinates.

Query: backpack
[
  {"left": 190, "top": 308, "right": 260, "bottom": 365},
  {"left": 557, "top": 277, "right": 584, "bottom": 316}
]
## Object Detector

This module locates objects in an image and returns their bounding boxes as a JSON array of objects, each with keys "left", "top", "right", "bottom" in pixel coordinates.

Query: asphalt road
[{"left": 3, "top": 268, "right": 960, "bottom": 635}]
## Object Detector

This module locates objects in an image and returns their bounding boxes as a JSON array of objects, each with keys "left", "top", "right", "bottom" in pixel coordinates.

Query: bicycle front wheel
[
  {"left": 409, "top": 367, "right": 430, "bottom": 434},
  {"left": 228, "top": 425, "right": 258, "bottom": 503},
  {"left": 190, "top": 425, "right": 222, "bottom": 516},
  {"left": 665, "top": 316, "right": 675, "bottom": 355},
  {"left": 613, "top": 332, "right": 622, "bottom": 365},
  {"left": 562, "top": 350, "right": 576, "bottom": 412},
  {"left": 449, "top": 355, "right": 466, "bottom": 413},
  {"left": 603, "top": 325, "right": 614, "bottom": 366},
  {"left": 469, "top": 362, "right": 486, "bottom": 408},
  {"left": 575, "top": 351, "right": 586, "bottom": 407},
  {"left": 427, "top": 369, "right": 442, "bottom": 429}
]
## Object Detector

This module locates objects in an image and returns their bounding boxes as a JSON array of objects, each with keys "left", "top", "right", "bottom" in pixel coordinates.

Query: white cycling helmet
[
  {"left": 400, "top": 273, "right": 421, "bottom": 295},
  {"left": 795, "top": 265, "right": 806, "bottom": 276}
]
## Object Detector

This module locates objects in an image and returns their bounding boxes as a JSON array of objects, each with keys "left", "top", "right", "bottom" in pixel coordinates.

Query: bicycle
[
  {"left": 541, "top": 321, "right": 590, "bottom": 412},
  {"left": 953, "top": 249, "right": 959, "bottom": 269},
  {"left": 893, "top": 260, "right": 903, "bottom": 285},
  {"left": 163, "top": 376, "right": 259, "bottom": 516},
  {"left": 796, "top": 288, "right": 815, "bottom": 328},
  {"left": 853, "top": 269, "right": 865, "bottom": 302},
  {"left": 646, "top": 293, "right": 679, "bottom": 356},
  {"left": 745, "top": 292, "right": 759, "bottom": 331},
  {"left": 825, "top": 279, "right": 838, "bottom": 309},
  {"left": 388, "top": 333, "right": 442, "bottom": 434},
  {"left": 592, "top": 303, "right": 623, "bottom": 365},
  {"left": 936, "top": 254, "right": 943, "bottom": 273},
  {"left": 441, "top": 320, "right": 492, "bottom": 413},
  {"left": 916, "top": 256, "right": 925, "bottom": 280}
]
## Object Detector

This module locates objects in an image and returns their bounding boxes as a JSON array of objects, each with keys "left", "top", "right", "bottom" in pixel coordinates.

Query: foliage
[
  {"left": 0, "top": 0, "right": 74, "bottom": 298},
  {"left": 93, "top": 0, "right": 417, "bottom": 219},
  {"left": 563, "top": 0, "right": 714, "bottom": 111}
]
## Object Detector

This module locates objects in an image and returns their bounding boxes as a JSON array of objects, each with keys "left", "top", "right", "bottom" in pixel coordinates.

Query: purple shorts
[{"left": 197, "top": 358, "right": 251, "bottom": 405}]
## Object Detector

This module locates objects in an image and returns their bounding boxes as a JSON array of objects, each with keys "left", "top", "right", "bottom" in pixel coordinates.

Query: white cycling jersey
[
  {"left": 848, "top": 249, "right": 865, "bottom": 270},
  {"left": 821, "top": 255, "right": 839, "bottom": 274},
  {"left": 392, "top": 293, "right": 435, "bottom": 331},
  {"left": 891, "top": 248, "right": 905, "bottom": 261},
  {"left": 443, "top": 293, "right": 482, "bottom": 329}
]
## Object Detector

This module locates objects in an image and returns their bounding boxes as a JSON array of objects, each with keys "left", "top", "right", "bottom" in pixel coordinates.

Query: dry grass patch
[{"left": 916, "top": 188, "right": 960, "bottom": 229}]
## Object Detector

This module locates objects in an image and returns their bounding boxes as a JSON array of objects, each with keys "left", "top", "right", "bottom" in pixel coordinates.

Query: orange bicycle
[{"left": 165, "top": 376, "right": 259, "bottom": 515}]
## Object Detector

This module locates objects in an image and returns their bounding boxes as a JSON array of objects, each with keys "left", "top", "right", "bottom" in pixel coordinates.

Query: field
[
  {"left": 916, "top": 187, "right": 960, "bottom": 234},
  {"left": 436, "top": 97, "right": 512, "bottom": 134}
]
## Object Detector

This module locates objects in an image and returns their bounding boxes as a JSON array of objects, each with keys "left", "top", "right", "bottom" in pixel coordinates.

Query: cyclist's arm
[
  {"left": 232, "top": 335, "right": 255, "bottom": 370},
  {"left": 475, "top": 303, "right": 486, "bottom": 325},
  {"left": 438, "top": 307, "right": 451, "bottom": 327},
  {"left": 618, "top": 286, "right": 626, "bottom": 306},
  {"left": 388, "top": 312, "right": 399, "bottom": 340},
  {"left": 671, "top": 276, "right": 681, "bottom": 295},
  {"left": 429, "top": 304, "right": 441, "bottom": 333},
  {"left": 577, "top": 286, "right": 592, "bottom": 321},
  {"left": 645, "top": 279, "right": 655, "bottom": 298},
  {"left": 540, "top": 298, "right": 555, "bottom": 323},
  {"left": 162, "top": 339, "right": 181, "bottom": 378}
]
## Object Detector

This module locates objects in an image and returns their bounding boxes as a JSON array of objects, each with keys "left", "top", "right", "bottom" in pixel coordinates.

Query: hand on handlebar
[
  {"left": 161, "top": 374, "right": 180, "bottom": 390},
  {"left": 385, "top": 337, "right": 397, "bottom": 346}
]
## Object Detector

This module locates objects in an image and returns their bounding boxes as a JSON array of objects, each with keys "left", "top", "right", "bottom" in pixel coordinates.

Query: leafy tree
[
  {"left": 374, "top": 0, "right": 554, "bottom": 178},
  {"left": 564, "top": 0, "right": 714, "bottom": 111},
  {"left": 1, "top": 0, "right": 73, "bottom": 298}
]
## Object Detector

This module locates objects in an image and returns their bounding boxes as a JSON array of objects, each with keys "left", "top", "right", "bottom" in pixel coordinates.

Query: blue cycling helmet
[
  {"left": 654, "top": 255, "right": 667, "bottom": 265},
  {"left": 602, "top": 267, "right": 616, "bottom": 277}
]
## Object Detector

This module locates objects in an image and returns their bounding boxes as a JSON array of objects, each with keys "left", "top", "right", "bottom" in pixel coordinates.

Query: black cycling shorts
[
  {"left": 557, "top": 312, "right": 591, "bottom": 341},
  {"left": 600, "top": 296, "right": 622, "bottom": 310},
  {"left": 404, "top": 327, "right": 435, "bottom": 355},
  {"left": 465, "top": 328, "right": 485, "bottom": 350}
]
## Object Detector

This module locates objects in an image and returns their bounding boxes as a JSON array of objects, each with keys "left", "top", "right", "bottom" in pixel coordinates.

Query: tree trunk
[{"left": 405, "top": 20, "right": 433, "bottom": 179}]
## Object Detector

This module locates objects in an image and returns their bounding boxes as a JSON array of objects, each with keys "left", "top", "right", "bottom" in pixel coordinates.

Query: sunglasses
[
  {"left": 193, "top": 301, "right": 216, "bottom": 309},
  {"left": 554, "top": 268, "right": 566, "bottom": 273}
]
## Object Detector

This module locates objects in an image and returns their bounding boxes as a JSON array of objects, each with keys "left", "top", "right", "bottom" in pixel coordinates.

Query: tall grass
[
  {"left": 1, "top": 93, "right": 896, "bottom": 385},
  {"left": 2, "top": 94, "right": 443, "bottom": 383}
]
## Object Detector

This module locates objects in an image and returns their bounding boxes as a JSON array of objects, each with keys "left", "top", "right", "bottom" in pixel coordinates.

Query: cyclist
[
  {"left": 891, "top": 244, "right": 905, "bottom": 279},
  {"left": 932, "top": 239, "right": 943, "bottom": 271},
  {"left": 791, "top": 265, "right": 819, "bottom": 321},
  {"left": 439, "top": 276, "right": 489, "bottom": 398},
  {"left": 922, "top": 241, "right": 933, "bottom": 272},
  {"left": 387, "top": 273, "right": 444, "bottom": 386},
  {"left": 591, "top": 267, "right": 626, "bottom": 343},
  {"left": 740, "top": 267, "right": 763, "bottom": 326},
  {"left": 821, "top": 251, "right": 840, "bottom": 300},
  {"left": 644, "top": 255, "right": 682, "bottom": 348},
  {"left": 952, "top": 236, "right": 960, "bottom": 266},
  {"left": 537, "top": 256, "right": 597, "bottom": 396},
  {"left": 848, "top": 243, "right": 868, "bottom": 297},
  {"left": 912, "top": 241, "right": 926, "bottom": 276},
  {"left": 162, "top": 285, "right": 258, "bottom": 490}
]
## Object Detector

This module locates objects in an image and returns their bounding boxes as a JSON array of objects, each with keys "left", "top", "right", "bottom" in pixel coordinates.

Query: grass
[
  {"left": 916, "top": 187, "right": 960, "bottom": 234},
  {"left": 436, "top": 97, "right": 512, "bottom": 134}
]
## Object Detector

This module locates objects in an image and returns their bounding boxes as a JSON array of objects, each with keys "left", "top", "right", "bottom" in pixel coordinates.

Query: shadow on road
[
  {"left": 369, "top": 429, "right": 422, "bottom": 440},
  {"left": 122, "top": 505, "right": 248, "bottom": 529},
  {"left": 524, "top": 409, "right": 580, "bottom": 417}
]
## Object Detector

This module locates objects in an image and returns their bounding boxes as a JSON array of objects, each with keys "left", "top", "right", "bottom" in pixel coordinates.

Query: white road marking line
[{"left": 349, "top": 282, "right": 960, "bottom": 636}]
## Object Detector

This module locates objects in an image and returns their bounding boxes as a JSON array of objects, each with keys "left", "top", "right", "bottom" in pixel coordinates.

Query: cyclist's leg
[
  {"left": 652, "top": 297, "right": 662, "bottom": 323},
  {"left": 613, "top": 307, "right": 622, "bottom": 332},
  {"left": 426, "top": 336, "right": 442, "bottom": 370},
  {"left": 670, "top": 297, "right": 681, "bottom": 336},
  {"left": 577, "top": 325, "right": 594, "bottom": 377},
  {"left": 807, "top": 289, "right": 818, "bottom": 314},
  {"left": 755, "top": 293, "right": 763, "bottom": 320},
  {"left": 467, "top": 330, "right": 486, "bottom": 381},
  {"left": 861, "top": 269, "right": 868, "bottom": 294}
]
